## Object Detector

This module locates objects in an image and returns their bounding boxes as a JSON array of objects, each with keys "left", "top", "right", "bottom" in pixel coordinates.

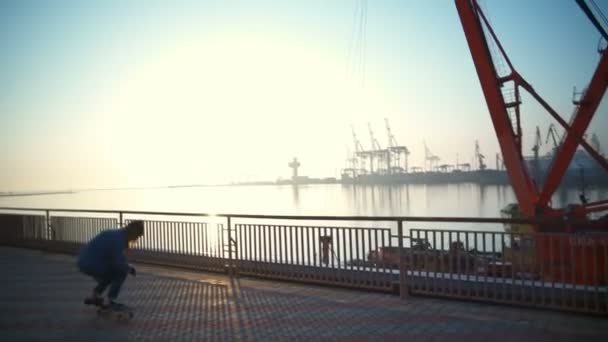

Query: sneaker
[
  {"left": 108, "top": 300, "right": 128, "bottom": 311},
  {"left": 84, "top": 296, "right": 104, "bottom": 306}
]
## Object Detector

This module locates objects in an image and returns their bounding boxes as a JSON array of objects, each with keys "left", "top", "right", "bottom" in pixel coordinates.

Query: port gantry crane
[
  {"left": 531, "top": 126, "right": 542, "bottom": 180},
  {"left": 424, "top": 142, "right": 440, "bottom": 172},
  {"left": 475, "top": 140, "right": 486, "bottom": 171},
  {"left": 385, "top": 118, "right": 410, "bottom": 174},
  {"left": 545, "top": 123, "right": 560, "bottom": 157},
  {"left": 351, "top": 125, "right": 369, "bottom": 176},
  {"left": 456, "top": 0, "right": 608, "bottom": 228},
  {"left": 367, "top": 123, "right": 386, "bottom": 174},
  {"left": 591, "top": 133, "right": 603, "bottom": 156}
]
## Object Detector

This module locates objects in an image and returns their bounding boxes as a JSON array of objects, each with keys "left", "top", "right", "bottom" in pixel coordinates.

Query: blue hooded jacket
[{"left": 77, "top": 229, "right": 129, "bottom": 275}]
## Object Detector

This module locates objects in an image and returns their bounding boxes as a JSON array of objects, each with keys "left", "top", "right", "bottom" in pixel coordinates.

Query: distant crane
[
  {"left": 532, "top": 126, "right": 542, "bottom": 161},
  {"left": 385, "top": 118, "right": 410, "bottom": 174},
  {"left": 591, "top": 132, "right": 603, "bottom": 156},
  {"left": 368, "top": 123, "right": 385, "bottom": 174},
  {"left": 496, "top": 153, "right": 504, "bottom": 171},
  {"left": 475, "top": 140, "right": 486, "bottom": 170},
  {"left": 351, "top": 125, "right": 368, "bottom": 175},
  {"left": 545, "top": 123, "right": 560, "bottom": 156},
  {"left": 424, "top": 141, "right": 440, "bottom": 171},
  {"left": 530, "top": 126, "right": 543, "bottom": 180}
]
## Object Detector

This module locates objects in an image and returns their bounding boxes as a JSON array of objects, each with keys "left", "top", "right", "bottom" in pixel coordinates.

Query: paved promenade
[{"left": 1, "top": 247, "right": 606, "bottom": 341}]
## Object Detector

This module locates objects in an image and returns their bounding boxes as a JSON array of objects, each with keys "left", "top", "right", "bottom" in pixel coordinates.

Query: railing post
[
  {"left": 45, "top": 210, "right": 52, "bottom": 241},
  {"left": 119, "top": 212, "right": 123, "bottom": 227},
  {"left": 398, "top": 220, "right": 409, "bottom": 300},
  {"left": 227, "top": 216, "right": 233, "bottom": 264}
]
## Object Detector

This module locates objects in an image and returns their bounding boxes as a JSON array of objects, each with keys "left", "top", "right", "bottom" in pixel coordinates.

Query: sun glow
[{"left": 95, "top": 34, "right": 396, "bottom": 184}]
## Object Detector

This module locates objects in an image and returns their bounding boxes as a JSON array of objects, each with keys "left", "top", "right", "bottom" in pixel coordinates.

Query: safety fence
[{"left": 0, "top": 207, "right": 606, "bottom": 314}]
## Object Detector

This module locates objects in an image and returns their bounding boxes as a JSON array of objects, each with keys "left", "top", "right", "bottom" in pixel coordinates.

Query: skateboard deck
[
  {"left": 97, "top": 305, "right": 134, "bottom": 321},
  {"left": 85, "top": 298, "right": 134, "bottom": 321}
]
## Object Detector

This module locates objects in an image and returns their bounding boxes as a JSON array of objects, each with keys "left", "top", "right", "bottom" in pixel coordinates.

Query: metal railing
[
  {"left": 0, "top": 207, "right": 606, "bottom": 314},
  {"left": 404, "top": 229, "right": 608, "bottom": 314}
]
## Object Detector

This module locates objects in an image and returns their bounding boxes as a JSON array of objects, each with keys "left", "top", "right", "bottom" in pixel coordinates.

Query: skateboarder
[{"left": 77, "top": 220, "right": 144, "bottom": 309}]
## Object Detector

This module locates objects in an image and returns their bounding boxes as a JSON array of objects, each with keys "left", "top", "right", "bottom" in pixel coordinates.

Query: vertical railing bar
[
  {"left": 464, "top": 231, "right": 469, "bottom": 297},
  {"left": 366, "top": 227, "right": 371, "bottom": 286},
  {"left": 380, "top": 228, "right": 386, "bottom": 286},
  {"left": 340, "top": 227, "right": 347, "bottom": 283},
  {"left": 457, "top": 231, "right": 463, "bottom": 297},
  {"left": 447, "top": 231, "right": 453, "bottom": 295},
  {"left": 190, "top": 221, "right": 195, "bottom": 257},
  {"left": 174, "top": 220, "right": 178, "bottom": 255},
  {"left": 84, "top": 218, "right": 89, "bottom": 244},
  {"left": 159, "top": 221, "right": 164, "bottom": 255},
  {"left": 298, "top": 225, "right": 303, "bottom": 269},
  {"left": 473, "top": 231, "right": 480, "bottom": 298},
  {"left": 569, "top": 234, "right": 576, "bottom": 310},
  {"left": 373, "top": 228, "right": 379, "bottom": 284},
  {"left": 236, "top": 222, "right": 242, "bottom": 267},
  {"left": 291, "top": 224, "right": 295, "bottom": 274},
  {"left": 281, "top": 226, "right": 289, "bottom": 264},
  {"left": 432, "top": 230, "right": 438, "bottom": 294},
  {"left": 398, "top": 220, "right": 407, "bottom": 300},
  {"left": 549, "top": 234, "right": 555, "bottom": 307},
  {"left": 219, "top": 222, "right": 224, "bottom": 259},
  {"left": 260, "top": 224, "right": 268, "bottom": 266},
  {"left": 81, "top": 217, "right": 86, "bottom": 244},
  {"left": 247, "top": 224, "right": 253, "bottom": 266},
  {"left": 422, "top": 230, "right": 428, "bottom": 293},
  {"left": 166, "top": 221, "right": 171, "bottom": 255},
  {"left": 439, "top": 230, "right": 445, "bottom": 295},
  {"left": 278, "top": 225, "right": 283, "bottom": 265},
  {"left": 291, "top": 225, "right": 296, "bottom": 275},
  {"left": 581, "top": 235, "right": 589, "bottom": 312},
  {"left": 259, "top": 224, "right": 264, "bottom": 272},
  {"left": 175, "top": 221, "right": 181, "bottom": 255},
  {"left": 516, "top": 233, "right": 522, "bottom": 304},
  {"left": 306, "top": 225, "right": 312, "bottom": 268},
  {"left": 171, "top": 221, "right": 177, "bottom": 255},
  {"left": 601, "top": 239, "right": 608, "bottom": 314},
  {"left": 509, "top": 232, "right": 515, "bottom": 302},
  {"left": 158, "top": 220, "right": 163, "bottom": 255},
  {"left": 78, "top": 217, "right": 83, "bottom": 244},
  {"left": 145, "top": 219, "right": 150, "bottom": 252},
  {"left": 538, "top": 233, "right": 544, "bottom": 307},
  {"left": 151, "top": 220, "right": 156, "bottom": 253},
  {"left": 202, "top": 221, "right": 207, "bottom": 257},
  {"left": 71, "top": 217, "right": 75, "bottom": 244},
  {"left": 267, "top": 224, "right": 272, "bottom": 272},
  {"left": 561, "top": 235, "right": 567, "bottom": 309},
  {"left": 349, "top": 228, "right": 355, "bottom": 284},
  {"left": 593, "top": 237, "right": 599, "bottom": 313},
  {"left": 356, "top": 228, "right": 361, "bottom": 273},
  {"left": 178, "top": 221, "right": 183, "bottom": 257},
  {"left": 274, "top": 224, "right": 279, "bottom": 265},
  {"left": 254, "top": 225, "right": 259, "bottom": 264},
  {"left": 73, "top": 217, "right": 78, "bottom": 244}
]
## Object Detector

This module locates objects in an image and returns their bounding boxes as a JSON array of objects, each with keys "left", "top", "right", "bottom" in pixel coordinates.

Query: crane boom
[
  {"left": 455, "top": 0, "right": 537, "bottom": 215},
  {"left": 455, "top": 0, "right": 608, "bottom": 218}
]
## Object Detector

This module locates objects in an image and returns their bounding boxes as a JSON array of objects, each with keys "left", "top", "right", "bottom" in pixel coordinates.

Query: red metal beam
[
  {"left": 538, "top": 51, "right": 608, "bottom": 206},
  {"left": 455, "top": 0, "right": 537, "bottom": 216}
]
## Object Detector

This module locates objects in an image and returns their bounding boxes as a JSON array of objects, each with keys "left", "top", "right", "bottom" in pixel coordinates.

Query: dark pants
[{"left": 80, "top": 266, "right": 127, "bottom": 300}]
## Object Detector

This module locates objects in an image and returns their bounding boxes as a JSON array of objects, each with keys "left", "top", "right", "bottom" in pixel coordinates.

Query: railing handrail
[{"left": 0, "top": 206, "right": 589, "bottom": 225}]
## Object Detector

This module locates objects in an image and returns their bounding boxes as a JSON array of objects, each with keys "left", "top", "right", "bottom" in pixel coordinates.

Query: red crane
[{"left": 455, "top": 0, "right": 608, "bottom": 227}]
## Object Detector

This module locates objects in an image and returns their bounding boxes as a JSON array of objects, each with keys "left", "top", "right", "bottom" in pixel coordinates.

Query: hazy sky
[{"left": 1, "top": 0, "right": 607, "bottom": 191}]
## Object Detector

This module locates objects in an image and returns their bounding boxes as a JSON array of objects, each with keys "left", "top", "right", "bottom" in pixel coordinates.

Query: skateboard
[
  {"left": 97, "top": 304, "right": 134, "bottom": 321},
  {"left": 85, "top": 297, "right": 134, "bottom": 321}
]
